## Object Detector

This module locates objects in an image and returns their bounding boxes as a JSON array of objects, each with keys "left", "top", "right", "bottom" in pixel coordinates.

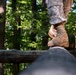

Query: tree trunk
[
  {"left": 30, "top": 0, "right": 37, "bottom": 50},
  {"left": 0, "top": 0, "right": 6, "bottom": 49},
  {"left": 42, "top": 0, "right": 46, "bottom": 8},
  {"left": 13, "top": 16, "right": 21, "bottom": 50},
  {"left": 41, "top": 1, "right": 49, "bottom": 50},
  {"left": 12, "top": 0, "right": 21, "bottom": 75},
  {"left": 0, "top": 0, "right": 6, "bottom": 75},
  {"left": 0, "top": 50, "right": 75, "bottom": 63}
]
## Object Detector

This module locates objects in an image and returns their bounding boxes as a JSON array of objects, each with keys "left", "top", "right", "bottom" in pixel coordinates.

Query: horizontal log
[
  {"left": 0, "top": 50, "right": 46, "bottom": 63},
  {"left": 0, "top": 49, "right": 76, "bottom": 63}
]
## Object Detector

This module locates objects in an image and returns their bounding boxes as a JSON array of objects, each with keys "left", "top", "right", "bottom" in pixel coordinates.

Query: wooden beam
[
  {"left": 0, "top": 50, "right": 46, "bottom": 63},
  {"left": 0, "top": 50, "right": 76, "bottom": 63}
]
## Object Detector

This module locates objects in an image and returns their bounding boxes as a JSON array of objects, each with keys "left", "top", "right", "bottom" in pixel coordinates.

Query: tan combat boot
[
  {"left": 48, "top": 25, "right": 57, "bottom": 39},
  {"left": 48, "top": 22, "right": 69, "bottom": 48}
]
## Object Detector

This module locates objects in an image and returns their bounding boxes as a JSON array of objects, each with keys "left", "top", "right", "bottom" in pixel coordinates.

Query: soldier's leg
[
  {"left": 46, "top": 0, "right": 73, "bottom": 47},
  {"left": 46, "top": 1, "right": 70, "bottom": 47},
  {"left": 47, "top": 4, "right": 67, "bottom": 39},
  {"left": 46, "top": 0, "right": 66, "bottom": 38},
  {"left": 63, "top": 0, "right": 73, "bottom": 18}
]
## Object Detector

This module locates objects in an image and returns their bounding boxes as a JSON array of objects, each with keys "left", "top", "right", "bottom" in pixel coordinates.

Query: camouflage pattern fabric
[
  {"left": 47, "top": 5, "right": 67, "bottom": 24},
  {"left": 46, "top": 0, "right": 73, "bottom": 25},
  {"left": 46, "top": 0, "right": 63, "bottom": 8}
]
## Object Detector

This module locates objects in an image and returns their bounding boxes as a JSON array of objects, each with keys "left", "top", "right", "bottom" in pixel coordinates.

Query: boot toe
[{"left": 48, "top": 41, "right": 54, "bottom": 47}]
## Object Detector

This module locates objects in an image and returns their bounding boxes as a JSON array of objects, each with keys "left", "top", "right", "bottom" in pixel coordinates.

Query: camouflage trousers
[{"left": 46, "top": 0, "right": 73, "bottom": 25}]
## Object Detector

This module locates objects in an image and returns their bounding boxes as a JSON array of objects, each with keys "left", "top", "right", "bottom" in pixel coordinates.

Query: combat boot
[
  {"left": 48, "top": 25, "right": 57, "bottom": 39},
  {"left": 48, "top": 22, "right": 69, "bottom": 48}
]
